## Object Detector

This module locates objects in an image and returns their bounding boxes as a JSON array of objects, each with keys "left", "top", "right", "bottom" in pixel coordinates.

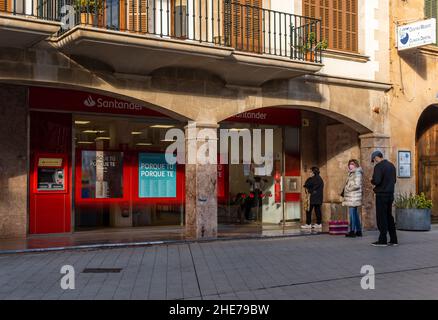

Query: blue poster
[{"left": 138, "top": 153, "right": 176, "bottom": 198}]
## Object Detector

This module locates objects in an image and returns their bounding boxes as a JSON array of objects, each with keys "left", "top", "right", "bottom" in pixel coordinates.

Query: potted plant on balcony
[
  {"left": 75, "top": 0, "right": 104, "bottom": 27},
  {"left": 394, "top": 193, "right": 433, "bottom": 231},
  {"left": 295, "top": 31, "right": 328, "bottom": 62}
]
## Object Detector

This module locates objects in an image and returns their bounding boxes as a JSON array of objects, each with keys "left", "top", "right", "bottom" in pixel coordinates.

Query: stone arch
[{"left": 218, "top": 103, "right": 374, "bottom": 135}]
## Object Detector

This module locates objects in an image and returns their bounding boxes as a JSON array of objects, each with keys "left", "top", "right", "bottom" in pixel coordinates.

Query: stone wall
[
  {"left": 0, "top": 85, "right": 27, "bottom": 239},
  {"left": 388, "top": 0, "right": 438, "bottom": 196},
  {"left": 300, "top": 113, "right": 361, "bottom": 225}
]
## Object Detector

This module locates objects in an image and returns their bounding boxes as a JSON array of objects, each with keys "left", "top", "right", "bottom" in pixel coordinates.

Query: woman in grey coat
[{"left": 342, "top": 159, "right": 363, "bottom": 237}]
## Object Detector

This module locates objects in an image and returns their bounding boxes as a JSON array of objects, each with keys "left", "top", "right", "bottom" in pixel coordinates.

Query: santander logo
[
  {"left": 82, "top": 94, "right": 142, "bottom": 111},
  {"left": 84, "top": 95, "right": 96, "bottom": 107}
]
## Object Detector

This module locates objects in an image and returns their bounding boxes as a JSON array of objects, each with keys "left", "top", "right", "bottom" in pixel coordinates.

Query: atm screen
[{"left": 37, "top": 168, "right": 65, "bottom": 191}]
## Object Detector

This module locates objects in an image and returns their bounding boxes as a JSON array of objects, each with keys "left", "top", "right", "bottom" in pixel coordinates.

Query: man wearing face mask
[{"left": 370, "top": 151, "right": 398, "bottom": 247}]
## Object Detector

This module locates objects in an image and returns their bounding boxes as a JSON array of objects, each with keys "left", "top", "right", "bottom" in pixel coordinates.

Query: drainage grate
[{"left": 82, "top": 268, "right": 122, "bottom": 273}]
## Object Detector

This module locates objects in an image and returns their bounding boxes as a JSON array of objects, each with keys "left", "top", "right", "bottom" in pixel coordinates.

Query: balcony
[
  {"left": 5, "top": 0, "right": 323, "bottom": 85},
  {"left": 0, "top": 0, "right": 61, "bottom": 48}
]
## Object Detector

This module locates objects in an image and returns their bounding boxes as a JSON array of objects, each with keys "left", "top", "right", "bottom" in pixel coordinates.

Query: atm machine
[{"left": 29, "top": 153, "right": 71, "bottom": 234}]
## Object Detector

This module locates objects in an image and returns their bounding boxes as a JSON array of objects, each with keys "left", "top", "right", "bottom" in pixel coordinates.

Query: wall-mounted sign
[
  {"left": 225, "top": 107, "right": 301, "bottom": 127},
  {"left": 138, "top": 153, "right": 176, "bottom": 198},
  {"left": 397, "top": 18, "right": 436, "bottom": 51},
  {"left": 38, "top": 157, "right": 63, "bottom": 167},
  {"left": 285, "top": 176, "right": 302, "bottom": 193},
  {"left": 398, "top": 150, "right": 412, "bottom": 178},
  {"left": 29, "top": 87, "right": 169, "bottom": 118}
]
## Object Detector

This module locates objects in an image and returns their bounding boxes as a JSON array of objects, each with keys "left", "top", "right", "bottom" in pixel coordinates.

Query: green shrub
[
  {"left": 394, "top": 193, "right": 433, "bottom": 209},
  {"left": 75, "top": 0, "right": 103, "bottom": 12}
]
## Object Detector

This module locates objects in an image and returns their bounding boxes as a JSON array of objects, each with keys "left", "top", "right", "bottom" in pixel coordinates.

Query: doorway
[{"left": 416, "top": 105, "right": 438, "bottom": 219}]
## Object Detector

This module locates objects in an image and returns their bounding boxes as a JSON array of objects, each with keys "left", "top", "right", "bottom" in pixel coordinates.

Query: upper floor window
[
  {"left": 303, "top": 0, "right": 358, "bottom": 52},
  {"left": 425, "top": 0, "right": 438, "bottom": 44}
]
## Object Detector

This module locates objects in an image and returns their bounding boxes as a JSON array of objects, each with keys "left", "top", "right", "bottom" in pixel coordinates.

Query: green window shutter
[{"left": 425, "top": 0, "right": 438, "bottom": 44}]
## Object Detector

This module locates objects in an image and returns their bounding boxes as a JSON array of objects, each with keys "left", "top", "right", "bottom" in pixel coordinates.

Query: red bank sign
[
  {"left": 225, "top": 107, "right": 301, "bottom": 127},
  {"left": 30, "top": 87, "right": 301, "bottom": 126},
  {"left": 29, "top": 87, "right": 168, "bottom": 118}
]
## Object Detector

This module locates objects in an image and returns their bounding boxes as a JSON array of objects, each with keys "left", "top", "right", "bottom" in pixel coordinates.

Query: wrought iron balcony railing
[{"left": 1, "top": 0, "right": 323, "bottom": 63}]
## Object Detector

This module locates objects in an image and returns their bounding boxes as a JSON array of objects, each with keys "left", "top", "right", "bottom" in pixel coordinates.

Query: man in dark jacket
[
  {"left": 302, "top": 167, "right": 324, "bottom": 229},
  {"left": 371, "top": 151, "right": 398, "bottom": 247}
]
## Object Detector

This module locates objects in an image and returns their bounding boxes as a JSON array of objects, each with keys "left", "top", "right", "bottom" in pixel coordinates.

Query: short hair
[
  {"left": 311, "top": 166, "right": 320, "bottom": 175},
  {"left": 348, "top": 159, "right": 360, "bottom": 168}
]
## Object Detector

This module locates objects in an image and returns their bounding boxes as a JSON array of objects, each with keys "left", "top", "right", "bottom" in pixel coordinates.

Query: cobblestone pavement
[{"left": 1, "top": 229, "right": 438, "bottom": 300}]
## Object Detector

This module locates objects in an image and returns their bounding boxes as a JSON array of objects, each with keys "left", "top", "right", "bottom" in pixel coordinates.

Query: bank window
[
  {"left": 425, "top": 0, "right": 438, "bottom": 44},
  {"left": 303, "top": 0, "right": 358, "bottom": 52}
]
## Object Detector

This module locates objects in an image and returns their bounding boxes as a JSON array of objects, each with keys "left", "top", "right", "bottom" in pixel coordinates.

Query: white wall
[{"left": 267, "top": 0, "right": 389, "bottom": 82}]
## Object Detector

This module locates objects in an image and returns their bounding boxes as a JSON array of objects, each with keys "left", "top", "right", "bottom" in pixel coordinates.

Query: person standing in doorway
[
  {"left": 301, "top": 167, "right": 324, "bottom": 229},
  {"left": 371, "top": 151, "right": 398, "bottom": 247},
  {"left": 342, "top": 159, "right": 363, "bottom": 238}
]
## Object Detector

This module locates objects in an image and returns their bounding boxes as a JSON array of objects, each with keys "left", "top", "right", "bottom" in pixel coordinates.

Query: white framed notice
[{"left": 398, "top": 150, "right": 412, "bottom": 178}]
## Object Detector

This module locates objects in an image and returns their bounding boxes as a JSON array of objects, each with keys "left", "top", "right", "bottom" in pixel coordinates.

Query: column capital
[
  {"left": 359, "top": 133, "right": 390, "bottom": 140},
  {"left": 359, "top": 133, "right": 391, "bottom": 149},
  {"left": 184, "top": 122, "right": 219, "bottom": 130}
]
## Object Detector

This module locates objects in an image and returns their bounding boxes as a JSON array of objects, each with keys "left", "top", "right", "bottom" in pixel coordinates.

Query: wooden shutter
[
  {"left": 320, "top": 0, "right": 330, "bottom": 46},
  {"left": 247, "top": 0, "right": 262, "bottom": 53},
  {"left": 425, "top": 0, "right": 438, "bottom": 44},
  {"left": 303, "top": 0, "right": 358, "bottom": 52},
  {"left": 345, "top": 0, "right": 357, "bottom": 51},
  {"left": 224, "top": 0, "right": 262, "bottom": 53},
  {"left": 0, "top": 0, "right": 6, "bottom": 11},
  {"left": 332, "top": 0, "right": 342, "bottom": 50},
  {"left": 127, "top": 0, "right": 153, "bottom": 33}
]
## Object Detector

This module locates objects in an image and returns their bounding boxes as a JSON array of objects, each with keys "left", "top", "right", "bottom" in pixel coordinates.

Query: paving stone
[{"left": 2, "top": 230, "right": 438, "bottom": 299}]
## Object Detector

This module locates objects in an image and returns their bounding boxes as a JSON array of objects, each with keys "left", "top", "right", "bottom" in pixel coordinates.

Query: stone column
[
  {"left": 359, "top": 133, "right": 391, "bottom": 230},
  {"left": 185, "top": 122, "right": 218, "bottom": 239},
  {"left": 0, "top": 85, "right": 27, "bottom": 239}
]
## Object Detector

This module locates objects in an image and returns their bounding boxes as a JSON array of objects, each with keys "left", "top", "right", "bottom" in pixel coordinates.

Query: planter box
[
  {"left": 80, "top": 13, "right": 104, "bottom": 27},
  {"left": 396, "top": 208, "right": 431, "bottom": 231}
]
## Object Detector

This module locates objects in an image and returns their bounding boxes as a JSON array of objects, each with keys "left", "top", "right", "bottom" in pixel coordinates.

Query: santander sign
[
  {"left": 83, "top": 95, "right": 143, "bottom": 111},
  {"left": 29, "top": 87, "right": 166, "bottom": 117}
]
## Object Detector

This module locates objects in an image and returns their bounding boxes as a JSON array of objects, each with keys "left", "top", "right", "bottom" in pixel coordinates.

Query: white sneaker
[
  {"left": 312, "top": 224, "right": 322, "bottom": 229},
  {"left": 301, "top": 224, "right": 312, "bottom": 229}
]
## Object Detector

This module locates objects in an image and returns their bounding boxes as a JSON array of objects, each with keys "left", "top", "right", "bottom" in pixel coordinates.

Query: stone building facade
[
  {"left": 389, "top": 0, "right": 438, "bottom": 217},
  {"left": 0, "top": 0, "right": 399, "bottom": 240}
]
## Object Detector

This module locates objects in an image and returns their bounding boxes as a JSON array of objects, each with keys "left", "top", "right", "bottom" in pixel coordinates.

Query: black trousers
[
  {"left": 306, "top": 204, "right": 322, "bottom": 225},
  {"left": 376, "top": 194, "right": 398, "bottom": 243}
]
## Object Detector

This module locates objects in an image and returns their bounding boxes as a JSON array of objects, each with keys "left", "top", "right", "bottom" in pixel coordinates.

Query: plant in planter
[
  {"left": 75, "top": 0, "right": 104, "bottom": 26},
  {"left": 394, "top": 193, "right": 433, "bottom": 231},
  {"left": 295, "top": 31, "right": 328, "bottom": 62}
]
